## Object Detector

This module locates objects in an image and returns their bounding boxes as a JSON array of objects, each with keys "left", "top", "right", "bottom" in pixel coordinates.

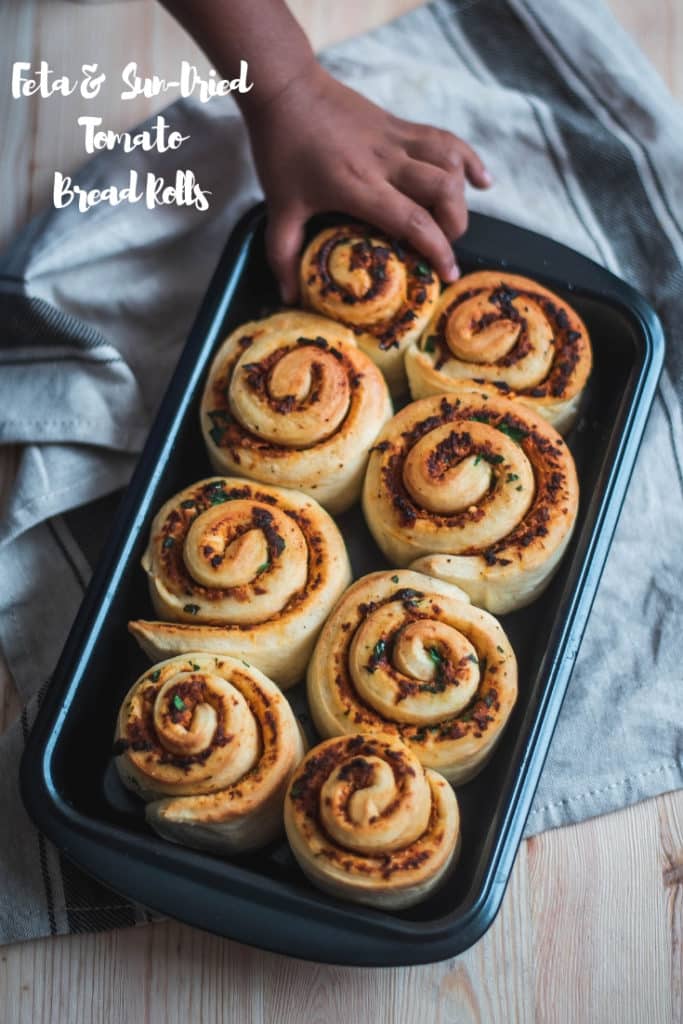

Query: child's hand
[{"left": 245, "top": 63, "right": 492, "bottom": 303}]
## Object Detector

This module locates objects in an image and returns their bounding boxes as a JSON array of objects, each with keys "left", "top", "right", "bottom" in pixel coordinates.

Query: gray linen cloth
[{"left": 1, "top": 0, "right": 682, "bottom": 945}]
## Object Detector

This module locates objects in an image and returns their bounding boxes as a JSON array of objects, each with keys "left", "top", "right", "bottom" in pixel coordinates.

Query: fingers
[
  {"left": 405, "top": 127, "right": 492, "bottom": 190},
  {"left": 266, "top": 205, "right": 306, "bottom": 304},
  {"left": 391, "top": 159, "right": 468, "bottom": 242},
  {"left": 351, "top": 184, "right": 459, "bottom": 282}
]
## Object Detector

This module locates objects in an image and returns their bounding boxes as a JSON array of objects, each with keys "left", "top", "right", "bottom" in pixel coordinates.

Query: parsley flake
[
  {"left": 428, "top": 646, "right": 443, "bottom": 666},
  {"left": 497, "top": 423, "right": 528, "bottom": 443}
]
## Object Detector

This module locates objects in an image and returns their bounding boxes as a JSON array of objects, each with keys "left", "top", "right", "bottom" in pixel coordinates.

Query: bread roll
[
  {"left": 129, "top": 477, "right": 352, "bottom": 688},
  {"left": 284, "top": 733, "right": 460, "bottom": 909},
  {"left": 405, "top": 271, "right": 592, "bottom": 432},
  {"left": 201, "top": 311, "right": 392, "bottom": 514},
  {"left": 115, "top": 653, "right": 305, "bottom": 853},
  {"left": 300, "top": 224, "right": 439, "bottom": 394},
  {"left": 362, "top": 387, "right": 579, "bottom": 613}
]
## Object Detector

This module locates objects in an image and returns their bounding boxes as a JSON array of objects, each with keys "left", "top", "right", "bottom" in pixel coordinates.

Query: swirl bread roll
[
  {"left": 284, "top": 733, "right": 460, "bottom": 909},
  {"left": 405, "top": 271, "right": 592, "bottom": 433},
  {"left": 307, "top": 570, "right": 517, "bottom": 784},
  {"left": 362, "top": 388, "right": 579, "bottom": 613},
  {"left": 201, "top": 311, "right": 392, "bottom": 515},
  {"left": 128, "top": 477, "right": 352, "bottom": 688},
  {"left": 114, "top": 653, "right": 305, "bottom": 853},
  {"left": 299, "top": 224, "right": 440, "bottom": 395}
]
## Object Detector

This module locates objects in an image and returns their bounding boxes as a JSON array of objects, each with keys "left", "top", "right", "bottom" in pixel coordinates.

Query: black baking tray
[{"left": 20, "top": 204, "right": 664, "bottom": 965}]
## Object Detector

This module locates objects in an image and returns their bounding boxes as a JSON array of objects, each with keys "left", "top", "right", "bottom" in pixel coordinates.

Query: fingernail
[
  {"left": 280, "top": 284, "right": 295, "bottom": 305},
  {"left": 482, "top": 169, "right": 494, "bottom": 187},
  {"left": 444, "top": 260, "right": 460, "bottom": 282}
]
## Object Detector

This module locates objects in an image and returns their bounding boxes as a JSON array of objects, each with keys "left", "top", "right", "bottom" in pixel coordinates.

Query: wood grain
[{"left": 0, "top": 1, "right": 681, "bottom": 1021}]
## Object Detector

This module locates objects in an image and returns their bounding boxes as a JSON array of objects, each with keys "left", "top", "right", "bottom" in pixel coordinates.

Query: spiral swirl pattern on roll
[
  {"left": 114, "top": 653, "right": 305, "bottom": 853},
  {"left": 128, "top": 477, "right": 352, "bottom": 687},
  {"left": 307, "top": 570, "right": 517, "bottom": 784},
  {"left": 362, "top": 388, "right": 579, "bottom": 613},
  {"left": 405, "top": 271, "right": 592, "bottom": 432},
  {"left": 201, "top": 311, "right": 392, "bottom": 514},
  {"left": 284, "top": 733, "right": 460, "bottom": 909},
  {"left": 300, "top": 225, "right": 440, "bottom": 394}
]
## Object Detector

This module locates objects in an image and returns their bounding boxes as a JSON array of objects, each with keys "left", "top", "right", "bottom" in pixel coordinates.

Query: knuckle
[
  {"left": 371, "top": 143, "right": 393, "bottom": 163},
  {"left": 404, "top": 204, "right": 431, "bottom": 236},
  {"left": 433, "top": 171, "right": 457, "bottom": 203},
  {"left": 340, "top": 155, "right": 373, "bottom": 188},
  {"left": 440, "top": 139, "right": 464, "bottom": 170}
]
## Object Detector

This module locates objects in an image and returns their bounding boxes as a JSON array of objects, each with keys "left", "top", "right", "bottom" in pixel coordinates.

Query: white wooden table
[{"left": 0, "top": 2, "right": 681, "bottom": 1021}]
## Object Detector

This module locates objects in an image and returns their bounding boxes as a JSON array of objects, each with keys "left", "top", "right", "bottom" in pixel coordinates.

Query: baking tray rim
[{"left": 19, "top": 203, "right": 666, "bottom": 962}]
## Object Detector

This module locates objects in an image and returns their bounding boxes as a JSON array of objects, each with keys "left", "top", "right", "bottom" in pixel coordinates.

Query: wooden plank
[{"left": 528, "top": 797, "right": 676, "bottom": 1024}]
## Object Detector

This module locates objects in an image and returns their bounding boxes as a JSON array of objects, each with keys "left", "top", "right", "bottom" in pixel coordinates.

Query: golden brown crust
[
  {"left": 284, "top": 733, "right": 460, "bottom": 909},
  {"left": 300, "top": 225, "right": 440, "bottom": 394},
  {"left": 405, "top": 271, "right": 592, "bottom": 432},
  {"left": 362, "top": 387, "right": 579, "bottom": 613},
  {"left": 128, "top": 477, "right": 352, "bottom": 688},
  {"left": 307, "top": 570, "right": 517, "bottom": 784},
  {"left": 114, "top": 653, "right": 306, "bottom": 853},
  {"left": 200, "top": 311, "right": 392, "bottom": 514}
]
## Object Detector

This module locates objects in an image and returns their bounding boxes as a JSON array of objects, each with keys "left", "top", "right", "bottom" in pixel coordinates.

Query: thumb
[{"left": 266, "top": 205, "right": 306, "bottom": 304}]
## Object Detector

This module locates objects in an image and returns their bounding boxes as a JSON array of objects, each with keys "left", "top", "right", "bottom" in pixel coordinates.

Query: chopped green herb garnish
[
  {"left": 256, "top": 561, "right": 270, "bottom": 574},
  {"left": 149, "top": 669, "right": 161, "bottom": 682},
  {"left": 191, "top": 662, "right": 200, "bottom": 670},
  {"left": 496, "top": 645, "right": 504, "bottom": 654},
  {"left": 180, "top": 499, "right": 195, "bottom": 509},
  {"left": 497, "top": 423, "right": 528, "bottom": 443},
  {"left": 414, "top": 260, "right": 432, "bottom": 279},
  {"left": 506, "top": 473, "right": 519, "bottom": 483},
  {"left": 162, "top": 536, "right": 175, "bottom": 549},
  {"left": 428, "top": 646, "right": 443, "bottom": 666},
  {"left": 241, "top": 659, "right": 250, "bottom": 668},
  {"left": 183, "top": 604, "right": 200, "bottom": 615},
  {"left": 423, "top": 335, "right": 438, "bottom": 354},
  {"left": 467, "top": 653, "right": 478, "bottom": 665},
  {"left": 474, "top": 454, "right": 483, "bottom": 466},
  {"left": 516, "top": 485, "right": 523, "bottom": 491},
  {"left": 391, "top": 574, "right": 400, "bottom": 583},
  {"left": 209, "top": 426, "right": 224, "bottom": 446},
  {"left": 208, "top": 489, "right": 229, "bottom": 505},
  {"left": 290, "top": 779, "right": 304, "bottom": 799},
  {"left": 486, "top": 453, "right": 505, "bottom": 464},
  {"left": 373, "top": 639, "right": 386, "bottom": 661},
  {"left": 172, "top": 694, "right": 186, "bottom": 712},
  {"left": 420, "top": 681, "right": 445, "bottom": 694}
]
